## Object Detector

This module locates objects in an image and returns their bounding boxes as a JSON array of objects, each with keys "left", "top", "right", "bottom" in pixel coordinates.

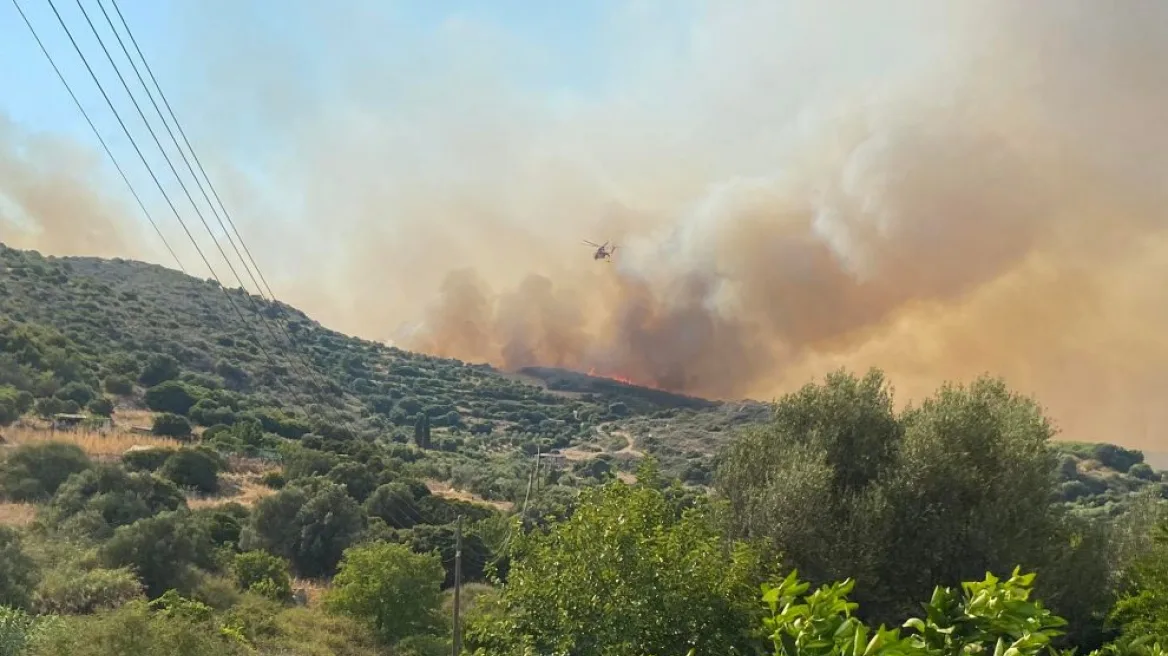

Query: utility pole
[{"left": 452, "top": 514, "right": 463, "bottom": 656}]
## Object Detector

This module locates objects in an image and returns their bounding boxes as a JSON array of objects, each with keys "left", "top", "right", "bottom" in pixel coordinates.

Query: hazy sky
[{"left": 0, "top": 0, "right": 642, "bottom": 270}]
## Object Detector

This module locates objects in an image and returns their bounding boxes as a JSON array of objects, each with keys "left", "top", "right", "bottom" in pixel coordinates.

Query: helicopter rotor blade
[{"left": 583, "top": 240, "right": 600, "bottom": 247}]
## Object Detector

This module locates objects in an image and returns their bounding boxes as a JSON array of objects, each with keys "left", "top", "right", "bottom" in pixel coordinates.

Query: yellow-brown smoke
[
  {"left": 390, "top": 1, "right": 1168, "bottom": 450},
  {"left": 10, "top": 1, "right": 1168, "bottom": 449},
  {"left": 0, "top": 113, "right": 145, "bottom": 258}
]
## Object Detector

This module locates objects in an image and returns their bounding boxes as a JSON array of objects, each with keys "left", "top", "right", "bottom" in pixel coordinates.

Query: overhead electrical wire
[
  {"left": 9, "top": 0, "right": 187, "bottom": 274},
  {"left": 35, "top": 0, "right": 280, "bottom": 370},
  {"left": 106, "top": 0, "right": 276, "bottom": 302},
  {"left": 68, "top": 0, "right": 291, "bottom": 350},
  {"left": 95, "top": 0, "right": 330, "bottom": 389}
]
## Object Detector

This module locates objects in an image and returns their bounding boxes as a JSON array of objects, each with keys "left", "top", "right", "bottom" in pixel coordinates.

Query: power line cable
[
  {"left": 107, "top": 0, "right": 276, "bottom": 301},
  {"left": 100, "top": 0, "right": 327, "bottom": 388},
  {"left": 69, "top": 0, "right": 291, "bottom": 359},
  {"left": 93, "top": 0, "right": 258, "bottom": 292},
  {"left": 86, "top": 0, "right": 326, "bottom": 387},
  {"left": 9, "top": 0, "right": 186, "bottom": 274},
  {"left": 42, "top": 0, "right": 280, "bottom": 370}
]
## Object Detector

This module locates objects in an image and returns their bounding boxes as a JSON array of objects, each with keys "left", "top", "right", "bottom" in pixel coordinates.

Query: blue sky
[
  {"left": 1, "top": 0, "right": 621, "bottom": 141},
  {"left": 0, "top": 0, "right": 661, "bottom": 262}
]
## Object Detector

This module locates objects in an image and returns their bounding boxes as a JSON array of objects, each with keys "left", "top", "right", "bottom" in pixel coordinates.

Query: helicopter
[{"left": 583, "top": 240, "right": 617, "bottom": 261}]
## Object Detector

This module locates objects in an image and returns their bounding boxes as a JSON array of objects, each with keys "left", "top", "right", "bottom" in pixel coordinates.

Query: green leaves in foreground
[{"left": 763, "top": 568, "right": 1068, "bottom": 656}]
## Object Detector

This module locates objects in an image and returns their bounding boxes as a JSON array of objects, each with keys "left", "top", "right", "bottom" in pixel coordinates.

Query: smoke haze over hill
[{"left": 4, "top": 0, "right": 1168, "bottom": 447}]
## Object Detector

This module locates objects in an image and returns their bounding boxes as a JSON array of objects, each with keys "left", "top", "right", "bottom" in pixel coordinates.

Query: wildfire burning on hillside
[
  {"left": 587, "top": 368, "right": 643, "bottom": 389},
  {"left": 9, "top": 0, "right": 1168, "bottom": 447}
]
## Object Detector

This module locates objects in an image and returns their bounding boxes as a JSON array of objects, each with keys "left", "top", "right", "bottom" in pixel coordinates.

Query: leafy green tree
[
  {"left": 364, "top": 482, "right": 423, "bottom": 529},
  {"left": 49, "top": 464, "right": 186, "bottom": 535},
  {"left": 0, "top": 442, "right": 91, "bottom": 501},
  {"left": 86, "top": 396, "right": 114, "bottom": 417},
  {"left": 291, "top": 485, "right": 366, "bottom": 577},
  {"left": 327, "top": 462, "right": 377, "bottom": 502},
  {"left": 190, "top": 503, "right": 248, "bottom": 549},
  {"left": 324, "top": 541, "right": 445, "bottom": 645},
  {"left": 32, "top": 397, "right": 68, "bottom": 418},
  {"left": 406, "top": 523, "right": 490, "bottom": 588},
  {"left": 102, "top": 374, "right": 133, "bottom": 396},
  {"left": 1094, "top": 444, "right": 1144, "bottom": 474},
  {"left": 1111, "top": 519, "right": 1168, "bottom": 642},
  {"left": 468, "top": 465, "right": 766, "bottom": 656},
  {"left": 0, "top": 606, "right": 54, "bottom": 656},
  {"left": 718, "top": 369, "right": 1072, "bottom": 626},
  {"left": 159, "top": 448, "right": 221, "bottom": 494},
  {"left": 54, "top": 381, "right": 95, "bottom": 406},
  {"left": 144, "top": 381, "right": 201, "bottom": 416},
  {"left": 231, "top": 550, "right": 292, "bottom": 602},
  {"left": 151, "top": 413, "right": 192, "bottom": 439},
  {"left": 0, "top": 526, "right": 38, "bottom": 610},
  {"left": 138, "top": 353, "right": 180, "bottom": 387},
  {"left": 0, "top": 387, "right": 27, "bottom": 426},
  {"left": 187, "top": 399, "right": 235, "bottom": 427},
  {"left": 413, "top": 414, "right": 430, "bottom": 449},
  {"left": 245, "top": 483, "right": 366, "bottom": 577},
  {"left": 98, "top": 510, "right": 212, "bottom": 598}
]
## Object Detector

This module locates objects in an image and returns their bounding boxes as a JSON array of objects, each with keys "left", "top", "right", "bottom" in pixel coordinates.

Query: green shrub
[
  {"left": 54, "top": 382, "right": 95, "bottom": 406},
  {"left": 0, "top": 387, "right": 30, "bottom": 427},
  {"left": 49, "top": 464, "right": 187, "bottom": 534},
  {"left": 98, "top": 511, "right": 212, "bottom": 598},
  {"left": 144, "top": 381, "right": 201, "bottom": 416},
  {"left": 0, "top": 527, "right": 38, "bottom": 610},
  {"left": 86, "top": 397, "right": 114, "bottom": 417},
  {"left": 32, "top": 566, "right": 144, "bottom": 615},
  {"left": 151, "top": 413, "right": 192, "bottom": 439},
  {"left": 102, "top": 375, "right": 133, "bottom": 396},
  {"left": 0, "top": 606, "right": 55, "bottom": 656},
  {"left": 159, "top": 448, "right": 221, "bottom": 494},
  {"left": 0, "top": 442, "right": 91, "bottom": 501},
  {"left": 231, "top": 551, "right": 292, "bottom": 602},
  {"left": 324, "top": 541, "right": 445, "bottom": 645},
  {"left": 138, "top": 353, "right": 180, "bottom": 387},
  {"left": 122, "top": 447, "right": 176, "bottom": 472},
  {"left": 1131, "top": 463, "right": 1160, "bottom": 482}
]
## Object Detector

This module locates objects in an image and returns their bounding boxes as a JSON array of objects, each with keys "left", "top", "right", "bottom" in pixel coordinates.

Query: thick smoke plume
[{"left": 9, "top": 1, "right": 1168, "bottom": 448}]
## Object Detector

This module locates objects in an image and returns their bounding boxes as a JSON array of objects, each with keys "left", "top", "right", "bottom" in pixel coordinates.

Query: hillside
[
  {"left": 0, "top": 243, "right": 759, "bottom": 497},
  {"left": 5, "top": 243, "right": 1168, "bottom": 654},
  {"left": 4, "top": 242, "right": 1166, "bottom": 504}
]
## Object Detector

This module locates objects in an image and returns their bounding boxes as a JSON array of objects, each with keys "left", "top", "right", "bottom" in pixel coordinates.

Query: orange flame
[{"left": 586, "top": 367, "right": 646, "bottom": 388}]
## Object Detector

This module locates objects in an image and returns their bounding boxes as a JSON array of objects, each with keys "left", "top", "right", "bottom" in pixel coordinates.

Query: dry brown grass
[
  {"left": 0, "top": 502, "right": 38, "bottom": 527},
  {"left": 291, "top": 578, "right": 329, "bottom": 608},
  {"left": 0, "top": 425, "right": 183, "bottom": 458},
  {"left": 426, "top": 479, "right": 514, "bottom": 512},
  {"left": 187, "top": 472, "right": 277, "bottom": 510}
]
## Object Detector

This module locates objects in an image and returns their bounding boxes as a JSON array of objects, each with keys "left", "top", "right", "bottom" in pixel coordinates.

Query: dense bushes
[
  {"left": 0, "top": 526, "right": 38, "bottom": 610},
  {"left": 144, "top": 381, "right": 202, "bottom": 415},
  {"left": 468, "top": 462, "right": 767, "bottom": 656},
  {"left": 151, "top": 413, "right": 192, "bottom": 438},
  {"left": 325, "top": 541, "right": 446, "bottom": 645},
  {"left": 0, "top": 443, "right": 91, "bottom": 501},
  {"left": 98, "top": 510, "right": 212, "bottom": 598},
  {"left": 717, "top": 370, "right": 1089, "bottom": 627},
  {"left": 159, "top": 448, "right": 221, "bottom": 494},
  {"left": 244, "top": 483, "right": 366, "bottom": 577},
  {"left": 231, "top": 551, "right": 292, "bottom": 602}
]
